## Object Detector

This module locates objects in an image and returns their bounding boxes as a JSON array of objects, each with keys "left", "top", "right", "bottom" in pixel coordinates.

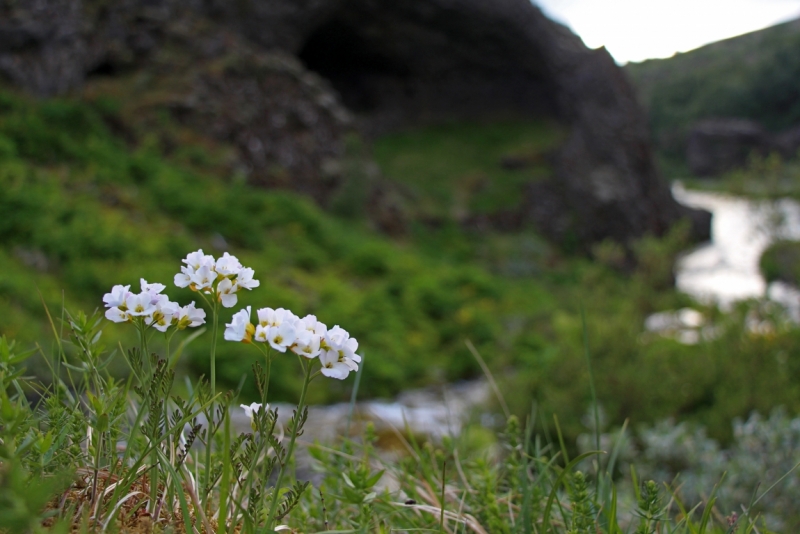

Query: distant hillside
[{"left": 625, "top": 17, "right": 800, "bottom": 169}]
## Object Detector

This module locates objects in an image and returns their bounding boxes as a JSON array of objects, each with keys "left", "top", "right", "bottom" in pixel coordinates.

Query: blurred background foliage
[
  {"left": 626, "top": 18, "right": 800, "bottom": 174},
  {"left": 2, "top": 81, "right": 800, "bottom": 450}
]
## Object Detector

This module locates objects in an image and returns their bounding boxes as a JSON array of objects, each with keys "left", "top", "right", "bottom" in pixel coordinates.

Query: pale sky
[{"left": 534, "top": 0, "right": 800, "bottom": 64}]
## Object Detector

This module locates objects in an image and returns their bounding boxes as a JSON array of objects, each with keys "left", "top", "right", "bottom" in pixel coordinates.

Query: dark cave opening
[
  {"left": 86, "top": 60, "right": 119, "bottom": 78},
  {"left": 298, "top": 20, "right": 410, "bottom": 112}
]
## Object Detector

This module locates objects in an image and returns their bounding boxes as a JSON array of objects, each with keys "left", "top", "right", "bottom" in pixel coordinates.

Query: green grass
[
  {"left": 374, "top": 120, "right": 562, "bottom": 221},
  {"left": 761, "top": 240, "right": 800, "bottom": 285},
  {"left": 2, "top": 84, "right": 800, "bottom": 451},
  {"left": 0, "top": 318, "right": 790, "bottom": 533}
]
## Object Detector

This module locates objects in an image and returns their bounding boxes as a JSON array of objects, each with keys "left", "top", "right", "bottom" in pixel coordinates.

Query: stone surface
[
  {"left": 0, "top": 0, "right": 711, "bottom": 247},
  {"left": 686, "top": 118, "right": 800, "bottom": 178},
  {"left": 687, "top": 119, "right": 771, "bottom": 177}
]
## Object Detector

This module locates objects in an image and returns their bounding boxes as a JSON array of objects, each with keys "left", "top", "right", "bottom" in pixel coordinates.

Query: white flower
[
  {"left": 174, "top": 266, "right": 194, "bottom": 288},
  {"left": 236, "top": 267, "right": 260, "bottom": 290},
  {"left": 324, "top": 326, "right": 359, "bottom": 359},
  {"left": 183, "top": 249, "right": 215, "bottom": 271},
  {"left": 140, "top": 278, "right": 166, "bottom": 298},
  {"left": 266, "top": 322, "right": 297, "bottom": 352},
  {"left": 289, "top": 315, "right": 325, "bottom": 358},
  {"left": 215, "top": 252, "right": 242, "bottom": 277},
  {"left": 291, "top": 329, "right": 321, "bottom": 359},
  {"left": 256, "top": 307, "right": 276, "bottom": 328},
  {"left": 256, "top": 307, "right": 298, "bottom": 328},
  {"left": 299, "top": 314, "right": 327, "bottom": 336},
  {"left": 190, "top": 265, "right": 215, "bottom": 292},
  {"left": 175, "top": 251, "right": 259, "bottom": 305},
  {"left": 147, "top": 295, "right": 179, "bottom": 332},
  {"left": 105, "top": 307, "right": 131, "bottom": 323},
  {"left": 217, "top": 278, "right": 239, "bottom": 308},
  {"left": 103, "top": 284, "right": 131, "bottom": 309},
  {"left": 224, "top": 306, "right": 254, "bottom": 343},
  {"left": 320, "top": 326, "right": 360, "bottom": 379},
  {"left": 254, "top": 324, "right": 270, "bottom": 343},
  {"left": 174, "top": 302, "right": 206, "bottom": 329},
  {"left": 319, "top": 350, "right": 355, "bottom": 380},
  {"left": 240, "top": 402, "right": 265, "bottom": 427},
  {"left": 127, "top": 292, "right": 157, "bottom": 317}
]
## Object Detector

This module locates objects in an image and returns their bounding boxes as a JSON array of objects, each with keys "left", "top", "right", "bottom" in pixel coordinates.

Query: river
[
  {"left": 672, "top": 182, "right": 800, "bottom": 317},
  {"left": 237, "top": 184, "right": 800, "bottom": 437}
]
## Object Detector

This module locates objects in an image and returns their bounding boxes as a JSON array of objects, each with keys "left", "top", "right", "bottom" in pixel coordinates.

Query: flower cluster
[
  {"left": 174, "top": 250, "right": 259, "bottom": 308},
  {"left": 103, "top": 279, "right": 206, "bottom": 332},
  {"left": 224, "top": 307, "right": 361, "bottom": 380}
]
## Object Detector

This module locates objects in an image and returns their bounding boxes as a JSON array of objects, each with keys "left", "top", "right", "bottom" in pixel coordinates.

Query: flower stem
[
  {"left": 203, "top": 298, "right": 220, "bottom": 508},
  {"left": 265, "top": 360, "right": 313, "bottom": 529},
  {"left": 210, "top": 299, "right": 219, "bottom": 394}
]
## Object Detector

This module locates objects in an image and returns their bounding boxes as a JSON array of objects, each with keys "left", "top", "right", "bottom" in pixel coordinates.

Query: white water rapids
[{"left": 672, "top": 182, "right": 800, "bottom": 316}]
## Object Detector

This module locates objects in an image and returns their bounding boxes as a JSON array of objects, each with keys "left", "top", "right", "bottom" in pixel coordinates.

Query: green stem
[
  {"left": 263, "top": 347, "right": 272, "bottom": 405},
  {"left": 210, "top": 299, "right": 219, "bottom": 395},
  {"left": 202, "top": 297, "right": 220, "bottom": 508},
  {"left": 265, "top": 360, "right": 313, "bottom": 529}
]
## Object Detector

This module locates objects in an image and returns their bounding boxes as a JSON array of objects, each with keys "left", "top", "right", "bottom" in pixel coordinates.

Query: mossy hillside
[
  {"left": 626, "top": 17, "right": 800, "bottom": 170},
  {"left": 374, "top": 120, "right": 561, "bottom": 220},
  {"left": 2, "top": 87, "right": 800, "bottom": 447}
]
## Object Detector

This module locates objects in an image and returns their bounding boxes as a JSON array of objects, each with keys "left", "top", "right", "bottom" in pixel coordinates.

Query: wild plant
[{"left": 0, "top": 249, "right": 796, "bottom": 533}]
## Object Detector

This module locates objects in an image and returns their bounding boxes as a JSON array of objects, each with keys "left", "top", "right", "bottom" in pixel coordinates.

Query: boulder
[
  {"left": 687, "top": 118, "right": 771, "bottom": 177},
  {"left": 0, "top": 0, "right": 711, "bottom": 247},
  {"left": 686, "top": 118, "right": 800, "bottom": 177},
  {"left": 774, "top": 124, "right": 800, "bottom": 159}
]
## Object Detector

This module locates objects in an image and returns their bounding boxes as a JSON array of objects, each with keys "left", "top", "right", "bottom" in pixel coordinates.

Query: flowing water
[
  {"left": 237, "top": 184, "right": 800, "bottom": 439},
  {"left": 672, "top": 182, "right": 800, "bottom": 316},
  {"left": 645, "top": 183, "right": 800, "bottom": 342}
]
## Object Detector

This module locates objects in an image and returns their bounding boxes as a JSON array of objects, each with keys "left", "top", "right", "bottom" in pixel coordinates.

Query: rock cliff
[{"left": 0, "top": 0, "right": 710, "bottom": 246}]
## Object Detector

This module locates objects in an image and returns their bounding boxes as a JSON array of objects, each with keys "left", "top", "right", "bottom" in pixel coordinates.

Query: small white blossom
[
  {"left": 291, "top": 329, "right": 321, "bottom": 359},
  {"left": 174, "top": 302, "right": 206, "bottom": 329},
  {"left": 103, "top": 284, "right": 131, "bottom": 309},
  {"left": 140, "top": 278, "right": 166, "bottom": 299},
  {"left": 236, "top": 267, "right": 260, "bottom": 290},
  {"left": 256, "top": 307, "right": 298, "bottom": 328},
  {"left": 224, "top": 306, "right": 254, "bottom": 343},
  {"left": 240, "top": 402, "right": 266, "bottom": 428},
  {"left": 173, "top": 266, "right": 193, "bottom": 288},
  {"left": 127, "top": 292, "right": 157, "bottom": 317},
  {"left": 289, "top": 315, "right": 326, "bottom": 358},
  {"left": 265, "top": 322, "right": 297, "bottom": 352},
  {"left": 105, "top": 306, "right": 131, "bottom": 323},
  {"left": 190, "top": 265, "right": 215, "bottom": 292},
  {"left": 319, "top": 350, "right": 356, "bottom": 380},
  {"left": 217, "top": 278, "right": 239, "bottom": 308},
  {"left": 175, "top": 250, "right": 259, "bottom": 304},
  {"left": 299, "top": 314, "right": 327, "bottom": 336},
  {"left": 320, "top": 326, "right": 360, "bottom": 379},
  {"left": 254, "top": 324, "right": 270, "bottom": 343},
  {"left": 183, "top": 249, "right": 215, "bottom": 271},
  {"left": 147, "top": 295, "right": 180, "bottom": 332},
  {"left": 215, "top": 252, "right": 242, "bottom": 277}
]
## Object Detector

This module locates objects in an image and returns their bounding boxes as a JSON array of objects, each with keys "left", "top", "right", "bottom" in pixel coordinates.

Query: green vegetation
[
  {"left": 625, "top": 18, "right": 800, "bottom": 170},
  {"left": 683, "top": 152, "right": 800, "bottom": 200},
  {"left": 1, "top": 310, "right": 793, "bottom": 532},
  {"left": 4, "top": 70, "right": 800, "bottom": 529},
  {"left": 2, "top": 82, "right": 800, "bottom": 454},
  {"left": 761, "top": 240, "right": 800, "bottom": 285},
  {"left": 374, "top": 120, "right": 562, "bottom": 221}
]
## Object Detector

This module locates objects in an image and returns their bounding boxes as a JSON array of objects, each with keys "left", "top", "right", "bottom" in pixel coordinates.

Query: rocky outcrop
[
  {"left": 687, "top": 118, "right": 800, "bottom": 177},
  {"left": 0, "top": 0, "right": 711, "bottom": 247},
  {"left": 687, "top": 119, "right": 771, "bottom": 177}
]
